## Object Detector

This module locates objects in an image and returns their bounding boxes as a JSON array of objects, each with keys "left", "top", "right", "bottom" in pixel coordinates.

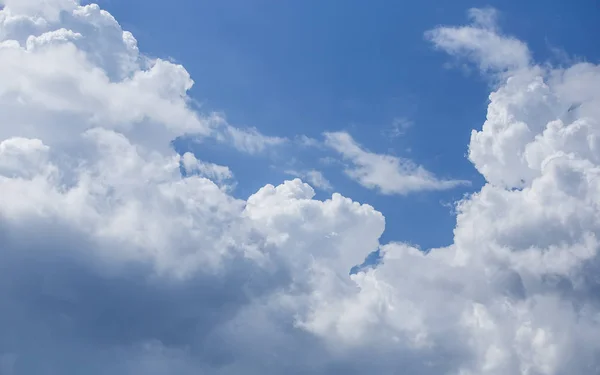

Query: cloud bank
[{"left": 1, "top": 3, "right": 600, "bottom": 375}]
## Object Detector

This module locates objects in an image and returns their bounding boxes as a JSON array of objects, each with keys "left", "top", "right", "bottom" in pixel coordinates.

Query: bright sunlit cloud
[{"left": 1, "top": 2, "right": 599, "bottom": 374}]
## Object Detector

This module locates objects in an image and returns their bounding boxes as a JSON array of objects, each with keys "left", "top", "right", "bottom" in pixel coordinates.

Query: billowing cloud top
[{"left": 1, "top": 2, "right": 600, "bottom": 374}]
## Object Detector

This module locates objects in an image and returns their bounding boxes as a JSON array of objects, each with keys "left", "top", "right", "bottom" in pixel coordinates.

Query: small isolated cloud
[
  {"left": 324, "top": 131, "right": 469, "bottom": 195},
  {"left": 426, "top": 7, "right": 531, "bottom": 73},
  {"left": 285, "top": 169, "right": 333, "bottom": 191},
  {"left": 383, "top": 117, "right": 413, "bottom": 139},
  {"left": 212, "top": 115, "right": 287, "bottom": 154}
]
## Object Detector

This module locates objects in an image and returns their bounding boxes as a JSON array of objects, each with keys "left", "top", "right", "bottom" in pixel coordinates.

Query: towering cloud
[{"left": 1, "top": 2, "right": 600, "bottom": 374}]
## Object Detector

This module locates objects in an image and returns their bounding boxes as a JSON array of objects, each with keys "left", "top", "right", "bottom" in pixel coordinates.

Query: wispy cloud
[
  {"left": 295, "top": 134, "right": 323, "bottom": 148},
  {"left": 425, "top": 7, "right": 530, "bottom": 73},
  {"left": 181, "top": 152, "right": 235, "bottom": 190},
  {"left": 324, "top": 131, "right": 469, "bottom": 195},
  {"left": 223, "top": 124, "right": 286, "bottom": 154},
  {"left": 209, "top": 113, "right": 287, "bottom": 154},
  {"left": 383, "top": 117, "right": 413, "bottom": 139}
]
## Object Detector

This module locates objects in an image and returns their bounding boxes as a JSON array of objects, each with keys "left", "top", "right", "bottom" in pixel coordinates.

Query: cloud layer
[{"left": 1, "top": 3, "right": 600, "bottom": 375}]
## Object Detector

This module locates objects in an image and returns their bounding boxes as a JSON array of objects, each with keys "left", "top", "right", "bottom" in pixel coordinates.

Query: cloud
[
  {"left": 384, "top": 117, "right": 413, "bottom": 139},
  {"left": 2, "top": 2, "right": 600, "bottom": 375},
  {"left": 285, "top": 169, "right": 333, "bottom": 191},
  {"left": 0, "top": 2, "right": 279, "bottom": 156},
  {"left": 0, "top": 0, "right": 76, "bottom": 21},
  {"left": 324, "top": 131, "right": 469, "bottom": 195},
  {"left": 181, "top": 152, "right": 235, "bottom": 190},
  {"left": 220, "top": 123, "right": 287, "bottom": 154},
  {"left": 426, "top": 7, "right": 531, "bottom": 73},
  {"left": 295, "top": 134, "right": 324, "bottom": 148},
  {"left": 0, "top": 3, "right": 382, "bottom": 372}
]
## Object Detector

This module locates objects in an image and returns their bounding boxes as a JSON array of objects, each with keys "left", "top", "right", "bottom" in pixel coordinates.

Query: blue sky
[{"left": 92, "top": 0, "right": 599, "bottom": 250}]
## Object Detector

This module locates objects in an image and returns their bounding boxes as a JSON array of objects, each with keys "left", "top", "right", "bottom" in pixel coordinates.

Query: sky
[{"left": 1, "top": 0, "right": 600, "bottom": 374}]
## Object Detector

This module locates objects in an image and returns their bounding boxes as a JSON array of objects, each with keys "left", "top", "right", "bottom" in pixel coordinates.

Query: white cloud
[
  {"left": 0, "top": 0, "right": 76, "bottom": 21},
  {"left": 295, "top": 134, "right": 323, "bottom": 148},
  {"left": 285, "top": 169, "right": 333, "bottom": 191},
  {"left": 0, "top": 3, "right": 382, "bottom": 372},
  {"left": 181, "top": 152, "right": 234, "bottom": 190},
  {"left": 0, "top": 2, "right": 280, "bottom": 155},
  {"left": 324, "top": 131, "right": 469, "bottom": 195},
  {"left": 2, "top": 2, "right": 600, "bottom": 375},
  {"left": 215, "top": 118, "right": 287, "bottom": 154},
  {"left": 468, "top": 7, "right": 499, "bottom": 30},
  {"left": 426, "top": 7, "right": 531, "bottom": 73}
]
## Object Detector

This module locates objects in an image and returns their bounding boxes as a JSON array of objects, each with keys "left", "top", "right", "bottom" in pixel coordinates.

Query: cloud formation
[
  {"left": 324, "top": 131, "right": 469, "bottom": 195},
  {"left": 426, "top": 7, "right": 531, "bottom": 73},
  {"left": 2, "top": 3, "right": 600, "bottom": 375},
  {"left": 285, "top": 169, "right": 333, "bottom": 192}
]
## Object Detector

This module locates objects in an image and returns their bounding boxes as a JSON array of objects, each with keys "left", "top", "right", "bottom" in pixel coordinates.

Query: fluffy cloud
[
  {"left": 0, "top": 1, "right": 281, "bottom": 155},
  {"left": 2, "top": 2, "right": 600, "bottom": 375},
  {"left": 324, "top": 131, "right": 469, "bottom": 195}
]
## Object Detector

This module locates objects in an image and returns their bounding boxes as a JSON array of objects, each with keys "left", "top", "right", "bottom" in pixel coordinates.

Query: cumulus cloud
[
  {"left": 2, "top": 2, "right": 600, "bottom": 375},
  {"left": 324, "top": 131, "right": 469, "bottom": 195},
  {"left": 0, "top": 1, "right": 280, "bottom": 155}
]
